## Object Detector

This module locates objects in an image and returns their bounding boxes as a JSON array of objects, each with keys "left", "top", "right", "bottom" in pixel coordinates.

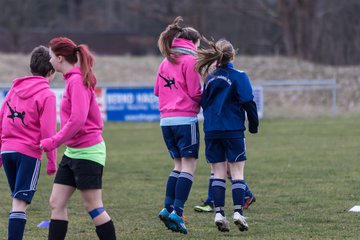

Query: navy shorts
[
  {"left": 1, "top": 152, "right": 41, "bottom": 203},
  {"left": 54, "top": 155, "right": 103, "bottom": 190},
  {"left": 161, "top": 122, "right": 200, "bottom": 159},
  {"left": 205, "top": 138, "right": 247, "bottom": 163}
]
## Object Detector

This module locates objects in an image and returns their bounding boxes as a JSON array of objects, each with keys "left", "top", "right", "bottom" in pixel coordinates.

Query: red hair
[{"left": 49, "top": 37, "right": 96, "bottom": 88}]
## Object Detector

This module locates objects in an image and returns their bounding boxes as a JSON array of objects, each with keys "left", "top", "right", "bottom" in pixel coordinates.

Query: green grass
[{"left": 1, "top": 116, "right": 360, "bottom": 239}]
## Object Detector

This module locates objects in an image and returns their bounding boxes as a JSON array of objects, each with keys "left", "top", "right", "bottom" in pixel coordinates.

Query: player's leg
[
  {"left": 194, "top": 165, "right": 214, "bottom": 212},
  {"left": 227, "top": 138, "right": 249, "bottom": 231},
  {"left": 227, "top": 162, "right": 256, "bottom": 209},
  {"left": 2, "top": 152, "right": 40, "bottom": 240},
  {"left": 80, "top": 189, "right": 116, "bottom": 240},
  {"left": 244, "top": 183, "right": 256, "bottom": 209},
  {"left": 169, "top": 157, "right": 197, "bottom": 234},
  {"left": 169, "top": 123, "right": 199, "bottom": 234},
  {"left": 159, "top": 125, "right": 181, "bottom": 231},
  {"left": 48, "top": 184, "right": 75, "bottom": 240},
  {"left": 70, "top": 157, "right": 116, "bottom": 240},
  {"left": 205, "top": 138, "right": 229, "bottom": 232},
  {"left": 211, "top": 161, "right": 230, "bottom": 232},
  {"left": 48, "top": 155, "right": 76, "bottom": 240}
]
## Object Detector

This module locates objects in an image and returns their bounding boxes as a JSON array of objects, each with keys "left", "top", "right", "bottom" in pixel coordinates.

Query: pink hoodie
[
  {"left": 41, "top": 67, "right": 103, "bottom": 152},
  {"left": 154, "top": 38, "right": 202, "bottom": 118},
  {"left": 0, "top": 76, "right": 57, "bottom": 174}
]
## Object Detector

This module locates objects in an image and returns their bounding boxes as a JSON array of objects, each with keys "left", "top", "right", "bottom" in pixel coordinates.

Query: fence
[
  {"left": 0, "top": 79, "right": 337, "bottom": 120},
  {"left": 253, "top": 79, "right": 337, "bottom": 117}
]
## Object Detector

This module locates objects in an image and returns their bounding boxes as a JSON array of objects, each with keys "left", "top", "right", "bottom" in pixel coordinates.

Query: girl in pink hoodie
[
  {"left": 155, "top": 16, "right": 202, "bottom": 234},
  {"left": 0, "top": 45, "right": 57, "bottom": 240},
  {"left": 41, "top": 37, "right": 116, "bottom": 240}
]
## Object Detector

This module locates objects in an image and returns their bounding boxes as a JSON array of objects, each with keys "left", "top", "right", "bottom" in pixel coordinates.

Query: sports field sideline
[{"left": 0, "top": 115, "right": 359, "bottom": 239}]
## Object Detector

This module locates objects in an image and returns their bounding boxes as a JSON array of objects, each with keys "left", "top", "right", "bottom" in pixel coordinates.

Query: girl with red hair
[{"left": 41, "top": 37, "right": 116, "bottom": 240}]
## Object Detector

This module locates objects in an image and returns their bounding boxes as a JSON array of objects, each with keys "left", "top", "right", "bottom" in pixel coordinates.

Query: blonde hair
[{"left": 195, "top": 39, "right": 236, "bottom": 78}]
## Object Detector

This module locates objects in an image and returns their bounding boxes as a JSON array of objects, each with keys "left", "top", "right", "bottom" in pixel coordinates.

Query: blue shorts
[
  {"left": 1, "top": 152, "right": 41, "bottom": 203},
  {"left": 161, "top": 122, "right": 200, "bottom": 159},
  {"left": 205, "top": 138, "right": 247, "bottom": 163}
]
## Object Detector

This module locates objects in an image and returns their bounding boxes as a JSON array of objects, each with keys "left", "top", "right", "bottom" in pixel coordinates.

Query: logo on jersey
[
  {"left": 6, "top": 101, "right": 28, "bottom": 126},
  {"left": 159, "top": 73, "right": 178, "bottom": 90}
]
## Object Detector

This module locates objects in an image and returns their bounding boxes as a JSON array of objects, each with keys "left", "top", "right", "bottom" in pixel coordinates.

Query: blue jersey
[{"left": 201, "top": 63, "right": 259, "bottom": 139}]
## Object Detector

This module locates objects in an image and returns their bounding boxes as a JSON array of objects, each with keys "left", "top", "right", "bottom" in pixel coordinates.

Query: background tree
[{"left": 0, "top": 0, "right": 360, "bottom": 65}]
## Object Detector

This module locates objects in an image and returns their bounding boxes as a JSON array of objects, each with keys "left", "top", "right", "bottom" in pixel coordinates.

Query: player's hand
[
  {"left": 46, "top": 169, "right": 57, "bottom": 176},
  {"left": 249, "top": 127, "right": 258, "bottom": 134},
  {"left": 40, "top": 138, "right": 55, "bottom": 152}
]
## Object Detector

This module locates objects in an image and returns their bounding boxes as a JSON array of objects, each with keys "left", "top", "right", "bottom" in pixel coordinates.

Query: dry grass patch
[{"left": 1, "top": 53, "right": 360, "bottom": 116}]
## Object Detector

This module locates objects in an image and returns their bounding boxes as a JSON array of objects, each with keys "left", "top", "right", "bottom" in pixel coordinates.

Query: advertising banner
[
  {"left": 106, "top": 88, "right": 159, "bottom": 122},
  {"left": 0, "top": 86, "right": 263, "bottom": 122}
]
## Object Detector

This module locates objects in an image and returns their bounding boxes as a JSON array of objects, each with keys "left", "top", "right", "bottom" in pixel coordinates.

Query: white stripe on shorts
[
  {"left": 30, "top": 159, "right": 41, "bottom": 190},
  {"left": 191, "top": 123, "right": 197, "bottom": 145}
]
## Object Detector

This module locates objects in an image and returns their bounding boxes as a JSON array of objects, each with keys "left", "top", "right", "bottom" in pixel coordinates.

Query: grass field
[{"left": 1, "top": 116, "right": 360, "bottom": 239}]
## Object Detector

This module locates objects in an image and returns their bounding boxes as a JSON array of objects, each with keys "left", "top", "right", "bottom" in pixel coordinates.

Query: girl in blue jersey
[{"left": 195, "top": 39, "right": 259, "bottom": 232}]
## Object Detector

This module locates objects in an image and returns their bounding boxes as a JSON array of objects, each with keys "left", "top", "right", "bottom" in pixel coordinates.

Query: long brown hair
[
  {"left": 195, "top": 38, "right": 236, "bottom": 78},
  {"left": 49, "top": 37, "right": 96, "bottom": 88},
  {"left": 158, "top": 16, "right": 201, "bottom": 64}
]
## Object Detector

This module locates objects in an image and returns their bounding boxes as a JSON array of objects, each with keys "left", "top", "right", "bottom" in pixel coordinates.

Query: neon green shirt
[{"left": 64, "top": 141, "right": 106, "bottom": 166}]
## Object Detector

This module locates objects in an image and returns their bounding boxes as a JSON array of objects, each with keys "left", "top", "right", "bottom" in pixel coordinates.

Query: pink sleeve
[
  {"left": 0, "top": 102, "right": 3, "bottom": 167},
  {"left": 40, "top": 95, "right": 57, "bottom": 174},
  {"left": 154, "top": 78, "right": 159, "bottom": 97},
  {"left": 184, "top": 59, "right": 202, "bottom": 103},
  {"left": 41, "top": 82, "right": 90, "bottom": 151},
  {"left": 0, "top": 100, "right": 4, "bottom": 152},
  {"left": 0, "top": 92, "right": 10, "bottom": 163},
  {"left": 154, "top": 67, "right": 161, "bottom": 97}
]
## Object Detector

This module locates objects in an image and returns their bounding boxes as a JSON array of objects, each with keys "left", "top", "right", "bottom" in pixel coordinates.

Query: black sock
[
  {"left": 48, "top": 219, "right": 68, "bottom": 240},
  {"left": 96, "top": 220, "right": 116, "bottom": 240}
]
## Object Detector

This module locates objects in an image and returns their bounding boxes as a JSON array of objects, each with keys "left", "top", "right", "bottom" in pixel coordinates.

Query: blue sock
[
  {"left": 205, "top": 173, "right": 214, "bottom": 205},
  {"left": 9, "top": 211, "right": 27, "bottom": 240},
  {"left": 232, "top": 179, "right": 246, "bottom": 215},
  {"left": 164, "top": 170, "right": 180, "bottom": 213},
  {"left": 212, "top": 178, "right": 226, "bottom": 216},
  {"left": 174, "top": 172, "right": 193, "bottom": 216}
]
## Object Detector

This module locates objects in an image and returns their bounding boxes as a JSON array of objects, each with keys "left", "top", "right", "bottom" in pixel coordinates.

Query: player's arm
[
  {"left": 41, "top": 81, "right": 90, "bottom": 151},
  {"left": 243, "top": 101, "right": 259, "bottom": 134},
  {"left": 0, "top": 91, "right": 11, "bottom": 168},
  {"left": 236, "top": 72, "right": 259, "bottom": 133},
  {"left": 40, "top": 95, "right": 58, "bottom": 175},
  {"left": 184, "top": 58, "right": 202, "bottom": 103}
]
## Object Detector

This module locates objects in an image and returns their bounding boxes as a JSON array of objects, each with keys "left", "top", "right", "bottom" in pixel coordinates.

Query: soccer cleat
[
  {"left": 233, "top": 212, "right": 248, "bottom": 232},
  {"left": 158, "top": 208, "right": 178, "bottom": 232},
  {"left": 214, "top": 212, "right": 230, "bottom": 232},
  {"left": 194, "top": 201, "right": 214, "bottom": 212},
  {"left": 243, "top": 194, "right": 256, "bottom": 209},
  {"left": 168, "top": 211, "right": 188, "bottom": 234}
]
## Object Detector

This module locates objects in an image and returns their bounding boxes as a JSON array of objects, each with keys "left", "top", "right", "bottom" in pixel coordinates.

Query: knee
[
  {"left": 83, "top": 201, "right": 92, "bottom": 212},
  {"left": 83, "top": 200, "right": 103, "bottom": 212},
  {"left": 49, "top": 196, "right": 65, "bottom": 211}
]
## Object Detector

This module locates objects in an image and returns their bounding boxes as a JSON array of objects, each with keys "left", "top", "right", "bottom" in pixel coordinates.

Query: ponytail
[
  {"left": 195, "top": 38, "right": 236, "bottom": 78},
  {"left": 76, "top": 44, "right": 96, "bottom": 88},
  {"left": 158, "top": 16, "right": 201, "bottom": 64},
  {"left": 49, "top": 37, "right": 96, "bottom": 88}
]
